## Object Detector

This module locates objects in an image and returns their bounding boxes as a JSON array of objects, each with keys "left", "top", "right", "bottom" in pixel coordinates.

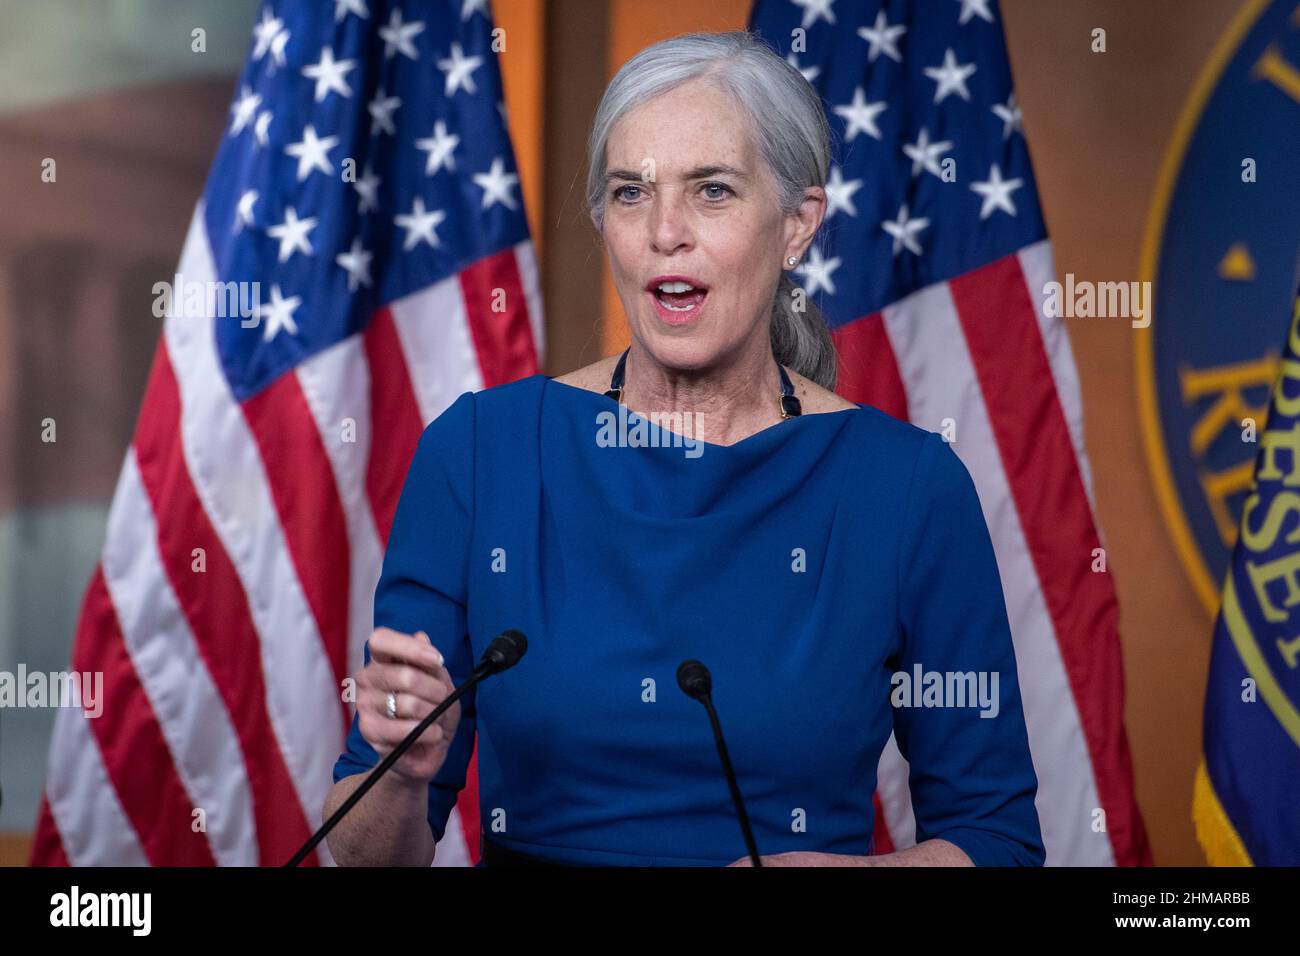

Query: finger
[
  {"left": 369, "top": 628, "right": 445, "bottom": 669},
  {"left": 369, "top": 662, "right": 449, "bottom": 707},
  {"left": 368, "top": 628, "right": 446, "bottom": 671},
  {"left": 359, "top": 678, "right": 456, "bottom": 734},
  {"left": 361, "top": 712, "right": 446, "bottom": 749},
  {"left": 366, "top": 686, "right": 456, "bottom": 725},
  {"left": 365, "top": 627, "right": 407, "bottom": 665}
]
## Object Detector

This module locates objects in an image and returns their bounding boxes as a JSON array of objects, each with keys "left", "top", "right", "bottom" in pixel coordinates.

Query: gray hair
[{"left": 585, "top": 30, "right": 838, "bottom": 390}]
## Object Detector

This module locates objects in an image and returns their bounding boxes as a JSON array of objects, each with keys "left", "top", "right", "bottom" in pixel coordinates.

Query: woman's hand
[
  {"left": 727, "top": 852, "right": 840, "bottom": 866},
  {"left": 726, "top": 840, "right": 973, "bottom": 866},
  {"left": 356, "top": 627, "right": 461, "bottom": 785}
]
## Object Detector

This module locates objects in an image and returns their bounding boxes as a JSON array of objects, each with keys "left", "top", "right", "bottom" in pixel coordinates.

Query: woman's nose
[{"left": 649, "top": 191, "right": 692, "bottom": 255}]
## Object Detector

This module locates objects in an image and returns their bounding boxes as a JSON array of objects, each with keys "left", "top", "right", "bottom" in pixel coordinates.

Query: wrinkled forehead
[{"left": 605, "top": 81, "right": 760, "bottom": 180}]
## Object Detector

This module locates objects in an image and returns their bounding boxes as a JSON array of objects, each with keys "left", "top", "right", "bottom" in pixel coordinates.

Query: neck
[{"left": 621, "top": 337, "right": 784, "bottom": 446}]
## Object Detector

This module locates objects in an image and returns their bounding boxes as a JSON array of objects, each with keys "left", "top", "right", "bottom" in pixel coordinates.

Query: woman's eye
[{"left": 702, "top": 182, "right": 733, "bottom": 200}]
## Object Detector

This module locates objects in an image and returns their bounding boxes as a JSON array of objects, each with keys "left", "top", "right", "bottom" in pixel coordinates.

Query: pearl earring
[{"left": 786, "top": 256, "right": 797, "bottom": 266}]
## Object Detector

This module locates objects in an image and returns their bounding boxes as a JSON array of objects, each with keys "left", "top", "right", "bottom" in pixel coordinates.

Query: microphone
[
  {"left": 479, "top": 627, "right": 528, "bottom": 674},
  {"left": 677, "top": 659, "right": 762, "bottom": 868},
  {"left": 286, "top": 629, "right": 528, "bottom": 867}
]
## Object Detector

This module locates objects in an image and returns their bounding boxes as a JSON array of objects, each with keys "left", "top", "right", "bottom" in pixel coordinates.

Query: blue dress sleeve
[
  {"left": 331, "top": 390, "right": 478, "bottom": 846},
  {"left": 892, "top": 432, "right": 1046, "bottom": 866}
]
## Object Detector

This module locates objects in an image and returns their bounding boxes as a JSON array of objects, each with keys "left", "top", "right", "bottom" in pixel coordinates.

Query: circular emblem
[{"left": 1139, "top": 0, "right": 1300, "bottom": 616}]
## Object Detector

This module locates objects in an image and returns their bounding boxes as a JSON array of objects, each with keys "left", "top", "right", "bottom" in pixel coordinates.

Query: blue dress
[{"left": 333, "top": 374, "right": 1045, "bottom": 866}]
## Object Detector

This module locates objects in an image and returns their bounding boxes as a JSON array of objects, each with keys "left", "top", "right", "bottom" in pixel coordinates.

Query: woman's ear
[{"left": 785, "top": 185, "right": 827, "bottom": 261}]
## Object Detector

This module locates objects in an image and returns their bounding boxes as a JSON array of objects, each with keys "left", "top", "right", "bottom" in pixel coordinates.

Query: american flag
[
  {"left": 30, "top": 0, "right": 541, "bottom": 866},
  {"left": 750, "top": 0, "right": 1149, "bottom": 864}
]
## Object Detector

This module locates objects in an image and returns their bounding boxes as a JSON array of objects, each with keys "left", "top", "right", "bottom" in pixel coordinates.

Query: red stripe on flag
[
  {"left": 73, "top": 567, "right": 217, "bottom": 865},
  {"left": 242, "top": 374, "right": 352, "bottom": 733},
  {"left": 363, "top": 307, "right": 424, "bottom": 545},
  {"left": 134, "top": 344, "right": 317, "bottom": 866},
  {"left": 29, "top": 794, "right": 70, "bottom": 866},
  {"left": 457, "top": 738, "right": 482, "bottom": 865},
  {"left": 364, "top": 306, "right": 481, "bottom": 861},
  {"left": 458, "top": 248, "right": 540, "bottom": 388},
  {"left": 870, "top": 792, "right": 895, "bottom": 856},
  {"left": 948, "top": 254, "right": 1151, "bottom": 866},
  {"left": 832, "top": 314, "right": 909, "bottom": 420},
  {"left": 833, "top": 312, "right": 909, "bottom": 859}
]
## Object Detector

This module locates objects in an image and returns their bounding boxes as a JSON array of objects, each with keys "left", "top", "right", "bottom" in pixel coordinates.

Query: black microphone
[
  {"left": 286, "top": 629, "right": 528, "bottom": 867},
  {"left": 677, "top": 659, "right": 762, "bottom": 868}
]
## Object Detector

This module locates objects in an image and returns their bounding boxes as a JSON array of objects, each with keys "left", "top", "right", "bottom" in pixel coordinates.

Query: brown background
[
  {"left": 531, "top": 0, "right": 1249, "bottom": 867},
  {"left": 0, "top": 1, "right": 1254, "bottom": 865},
  {"left": 993, "top": 0, "right": 1241, "bottom": 868}
]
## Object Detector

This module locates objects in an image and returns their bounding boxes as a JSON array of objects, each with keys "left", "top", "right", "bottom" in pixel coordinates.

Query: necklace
[{"left": 603, "top": 347, "right": 803, "bottom": 419}]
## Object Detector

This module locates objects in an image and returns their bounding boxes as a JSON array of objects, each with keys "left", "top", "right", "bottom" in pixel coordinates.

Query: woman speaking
[{"left": 323, "top": 31, "right": 1045, "bottom": 867}]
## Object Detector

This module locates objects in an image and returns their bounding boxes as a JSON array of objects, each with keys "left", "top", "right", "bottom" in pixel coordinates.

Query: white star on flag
[
  {"left": 395, "top": 197, "right": 446, "bottom": 250},
  {"left": 251, "top": 10, "right": 285, "bottom": 61},
  {"left": 335, "top": 237, "right": 374, "bottom": 290},
  {"left": 354, "top": 165, "right": 381, "bottom": 214},
  {"left": 473, "top": 158, "right": 520, "bottom": 210},
  {"left": 379, "top": 8, "right": 425, "bottom": 60},
  {"left": 925, "top": 48, "right": 977, "bottom": 103},
  {"left": 903, "top": 127, "right": 953, "bottom": 179},
  {"left": 368, "top": 90, "right": 401, "bottom": 136},
  {"left": 335, "top": 0, "right": 368, "bottom": 22},
  {"left": 791, "top": 0, "right": 836, "bottom": 29},
  {"left": 785, "top": 52, "right": 820, "bottom": 84},
  {"left": 957, "top": 0, "right": 995, "bottom": 25},
  {"left": 794, "top": 245, "right": 842, "bottom": 296},
  {"left": 857, "top": 10, "right": 906, "bottom": 63},
  {"left": 34, "top": 0, "right": 554, "bottom": 877},
  {"left": 882, "top": 203, "right": 930, "bottom": 256},
  {"left": 834, "top": 87, "right": 887, "bottom": 141},
  {"left": 230, "top": 86, "right": 261, "bottom": 135},
  {"left": 824, "top": 165, "right": 863, "bottom": 218},
  {"left": 266, "top": 206, "right": 317, "bottom": 262},
  {"left": 285, "top": 124, "right": 338, "bottom": 181},
  {"left": 437, "top": 43, "right": 484, "bottom": 96},
  {"left": 416, "top": 121, "right": 460, "bottom": 175},
  {"left": 236, "top": 189, "right": 258, "bottom": 230},
  {"left": 268, "top": 27, "right": 290, "bottom": 71},
  {"left": 302, "top": 46, "right": 356, "bottom": 102},
  {"left": 254, "top": 110, "right": 273, "bottom": 147},
  {"left": 970, "top": 163, "right": 1023, "bottom": 219},
  {"left": 256, "top": 284, "right": 302, "bottom": 341},
  {"left": 992, "top": 93, "right": 1022, "bottom": 140}
]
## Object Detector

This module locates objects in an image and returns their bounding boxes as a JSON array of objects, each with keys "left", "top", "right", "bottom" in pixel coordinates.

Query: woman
[{"left": 324, "top": 31, "right": 1045, "bottom": 867}]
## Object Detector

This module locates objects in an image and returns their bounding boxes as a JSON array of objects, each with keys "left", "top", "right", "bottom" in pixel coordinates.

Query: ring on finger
[{"left": 385, "top": 691, "right": 398, "bottom": 720}]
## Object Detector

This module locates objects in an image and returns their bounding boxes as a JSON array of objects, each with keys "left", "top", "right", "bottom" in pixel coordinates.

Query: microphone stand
[
  {"left": 701, "top": 694, "right": 763, "bottom": 867},
  {"left": 286, "top": 630, "right": 526, "bottom": 867},
  {"left": 678, "top": 660, "right": 762, "bottom": 867}
]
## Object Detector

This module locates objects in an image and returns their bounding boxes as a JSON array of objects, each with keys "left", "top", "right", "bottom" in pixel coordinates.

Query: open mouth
[{"left": 647, "top": 278, "right": 709, "bottom": 323}]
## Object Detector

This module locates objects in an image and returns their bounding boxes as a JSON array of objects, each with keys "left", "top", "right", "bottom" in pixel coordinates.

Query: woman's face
[{"left": 601, "top": 78, "right": 818, "bottom": 372}]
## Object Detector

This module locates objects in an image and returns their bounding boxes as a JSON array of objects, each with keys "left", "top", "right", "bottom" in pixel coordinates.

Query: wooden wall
[
  {"left": 524, "top": 0, "right": 1256, "bottom": 866},
  {"left": 3, "top": 0, "right": 1252, "bottom": 867}
]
